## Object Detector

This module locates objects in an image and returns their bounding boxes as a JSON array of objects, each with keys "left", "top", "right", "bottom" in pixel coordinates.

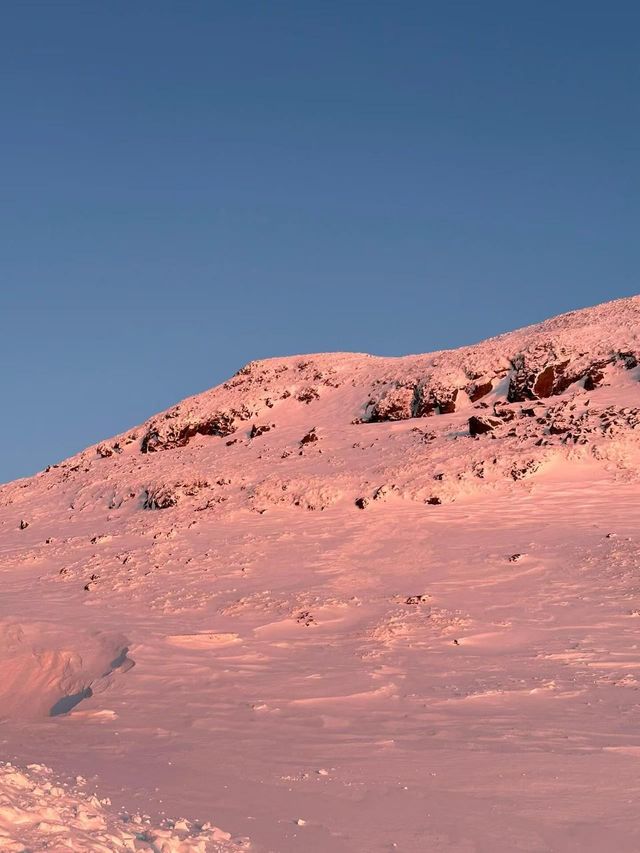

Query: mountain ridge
[{"left": 4, "top": 293, "right": 638, "bottom": 516}]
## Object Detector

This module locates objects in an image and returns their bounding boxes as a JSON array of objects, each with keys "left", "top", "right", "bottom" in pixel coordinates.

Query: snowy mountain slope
[{"left": 1, "top": 295, "right": 640, "bottom": 851}]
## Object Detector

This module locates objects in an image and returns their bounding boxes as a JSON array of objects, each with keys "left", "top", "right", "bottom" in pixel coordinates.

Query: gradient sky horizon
[{"left": 1, "top": 1, "right": 638, "bottom": 482}]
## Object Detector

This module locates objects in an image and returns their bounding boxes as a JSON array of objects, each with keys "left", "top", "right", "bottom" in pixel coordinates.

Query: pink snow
[{"left": 1, "top": 295, "right": 640, "bottom": 850}]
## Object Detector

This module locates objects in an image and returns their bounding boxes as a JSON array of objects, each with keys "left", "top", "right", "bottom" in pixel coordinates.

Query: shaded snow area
[{"left": 2, "top": 295, "right": 640, "bottom": 850}]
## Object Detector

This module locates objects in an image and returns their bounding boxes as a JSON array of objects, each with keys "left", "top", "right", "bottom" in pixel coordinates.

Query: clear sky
[{"left": 1, "top": 1, "right": 638, "bottom": 482}]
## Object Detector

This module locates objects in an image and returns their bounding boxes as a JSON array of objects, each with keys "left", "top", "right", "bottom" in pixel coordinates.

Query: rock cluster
[{"left": 141, "top": 409, "right": 247, "bottom": 453}]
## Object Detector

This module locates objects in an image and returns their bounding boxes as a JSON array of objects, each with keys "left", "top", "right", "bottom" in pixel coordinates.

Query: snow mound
[{"left": 0, "top": 622, "right": 133, "bottom": 720}]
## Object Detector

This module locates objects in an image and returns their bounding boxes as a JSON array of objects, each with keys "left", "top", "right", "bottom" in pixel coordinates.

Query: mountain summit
[{"left": 1, "top": 295, "right": 640, "bottom": 851}]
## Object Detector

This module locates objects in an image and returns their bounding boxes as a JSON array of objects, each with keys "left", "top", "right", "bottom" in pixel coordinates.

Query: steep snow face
[{"left": 1, "top": 295, "right": 640, "bottom": 852}]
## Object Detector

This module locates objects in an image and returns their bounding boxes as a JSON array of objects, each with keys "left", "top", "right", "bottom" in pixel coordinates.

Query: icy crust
[{"left": 0, "top": 762, "right": 247, "bottom": 852}]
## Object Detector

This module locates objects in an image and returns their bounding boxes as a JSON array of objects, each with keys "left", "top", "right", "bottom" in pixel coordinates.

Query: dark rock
[
  {"left": 355, "top": 497, "right": 369, "bottom": 509},
  {"left": 143, "top": 487, "right": 178, "bottom": 510},
  {"left": 508, "top": 354, "right": 575, "bottom": 402},
  {"left": 508, "top": 349, "right": 633, "bottom": 402},
  {"left": 426, "top": 497, "right": 442, "bottom": 505},
  {"left": 300, "top": 428, "right": 318, "bottom": 446},
  {"left": 584, "top": 369, "right": 604, "bottom": 391},
  {"left": 468, "top": 380, "right": 493, "bottom": 402},
  {"left": 368, "top": 382, "right": 461, "bottom": 422},
  {"left": 469, "top": 415, "right": 501, "bottom": 436},
  {"left": 141, "top": 411, "right": 240, "bottom": 453},
  {"left": 367, "top": 384, "right": 416, "bottom": 422},
  {"left": 372, "top": 484, "right": 394, "bottom": 501},
  {"left": 297, "top": 387, "right": 320, "bottom": 404},
  {"left": 510, "top": 460, "right": 540, "bottom": 481},
  {"left": 533, "top": 364, "right": 559, "bottom": 397},
  {"left": 548, "top": 423, "right": 570, "bottom": 434},
  {"left": 141, "top": 430, "right": 161, "bottom": 453},
  {"left": 249, "top": 424, "right": 272, "bottom": 439},
  {"left": 618, "top": 351, "right": 639, "bottom": 370},
  {"left": 414, "top": 386, "right": 459, "bottom": 416},
  {"left": 493, "top": 406, "right": 516, "bottom": 422},
  {"left": 19, "top": 519, "right": 29, "bottom": 530}
]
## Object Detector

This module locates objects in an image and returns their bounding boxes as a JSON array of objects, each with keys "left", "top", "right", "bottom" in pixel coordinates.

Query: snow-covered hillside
[{"left": 1, "top": 295, "right": 640, "bottom": 851}]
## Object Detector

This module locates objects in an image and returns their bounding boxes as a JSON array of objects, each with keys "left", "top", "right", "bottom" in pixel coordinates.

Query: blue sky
[{"left": 1, "top": 1, "right": 638, "bottom": 482}]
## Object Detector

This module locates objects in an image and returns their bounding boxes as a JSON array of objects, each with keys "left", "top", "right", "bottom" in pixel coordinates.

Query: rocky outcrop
[
  {"left": 508, "top": 351, "right": 577, "bottom": 402},
  {"left": 469, "top": 415, "right": 501, "bottom": 436},
  {"left": 297, "top": 387, "right": 320, "bottom": 404},
  {"left": 141, "top": 409, "right": 248, "bottom": 453},
  {"left": 366, "top": 381, "right": 463, "bottom": 423},
  {"left": 467, "top": 380, "right": 493, "bottom": 402},
  {"left": 508, "top": 348, "right": 639, "bottom": 403},
  {"left": 249, "top": 424, "right": 273, "bottom": 439},
  {"left": 583, "top": 366, "right": 605, "bottom": 391},
  {"left": 143, "top": 477, "right": 210, "bottom": 509},
  {"left": 300, "top": 428, "right": 319, "bottom": 446},
  {"left": 414, "top": 384, "right": 459, "bottom": 416},
  {"left": 366, "top": 345, "right": 638, "bottom": 426},
  {"left": 143, "top": 485, "right": 179, "bottom": 509},
  {"left": 366, "top": 384, "right": 416, "bottom": 422}
]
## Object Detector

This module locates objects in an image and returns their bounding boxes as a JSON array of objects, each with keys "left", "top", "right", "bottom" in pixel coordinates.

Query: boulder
[
  {"left": 414, "top": 384, "right": 459, "bottom": 416},
  {"left": 367, "top": 385, "right": 416, "bottom": 422},
  {"left": 300, "top": 428, "right": 319, "bottom": 446},
  {"left": 469, "top": 415, "right": 501, "bottom": 436},
  {"left": 249, "top": 424, "right": 272, "bottom": 439},
  {"left": 508, "top": 355, "right": 575, "bottom": 402},
  {"left": 468, "top": 380, "right": 493, "bottom": 402}
]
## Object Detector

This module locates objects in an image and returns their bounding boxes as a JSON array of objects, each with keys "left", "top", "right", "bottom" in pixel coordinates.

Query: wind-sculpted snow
[
  {"left": 2, "top": 295, "right": 640, "bottom": 851},
  {"left": 0, "top": 621, "right": 133, "bottom": 720}
]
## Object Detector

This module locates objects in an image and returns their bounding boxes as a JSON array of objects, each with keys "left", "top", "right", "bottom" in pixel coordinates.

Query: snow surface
[
  {"left": 2, "top": 295, "right": 640, "bottom": 850},
  {"left": 0, "top": 761, "right": 246, "bottom": 851}
]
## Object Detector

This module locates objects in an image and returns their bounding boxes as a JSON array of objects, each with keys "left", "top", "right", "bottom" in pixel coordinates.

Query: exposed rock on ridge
[{"left": 2, "top": 295, "right": 639, "bottom": 517}]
